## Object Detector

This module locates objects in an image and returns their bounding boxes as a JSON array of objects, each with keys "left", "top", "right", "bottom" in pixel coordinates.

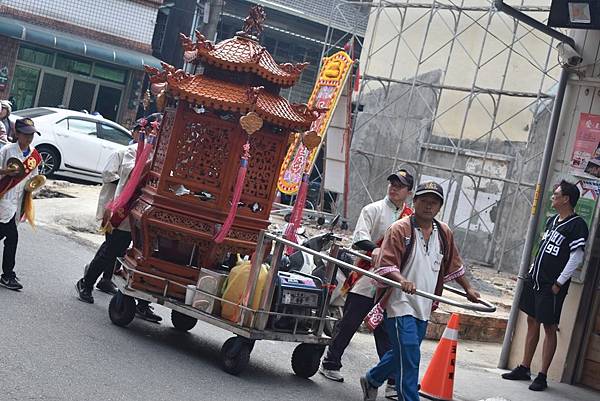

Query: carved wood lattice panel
[
  {"left": 173, "top": 120, "right": 232, "bottom": 189},
  {"left": 151, "top": 108, "right": 175, "bottom": 174},
  {"left": 149, "top": 209, "right": 214, "bottom": 235},
  {"left": 242, "top": 133, "right": 280, "bottom": 199}
]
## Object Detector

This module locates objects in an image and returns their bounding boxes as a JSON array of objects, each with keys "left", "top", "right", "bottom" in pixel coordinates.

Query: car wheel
[{"left": 36, "top": 146, "right": 60, "bottom": 176}]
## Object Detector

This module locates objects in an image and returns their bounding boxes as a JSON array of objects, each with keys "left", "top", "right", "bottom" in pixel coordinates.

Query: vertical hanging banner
[
  {"left": 278, "top": 51, "right": 354, "bottom": 195},
  {"left": 570, "top": 113, "right": 600, "bottom": 178}
]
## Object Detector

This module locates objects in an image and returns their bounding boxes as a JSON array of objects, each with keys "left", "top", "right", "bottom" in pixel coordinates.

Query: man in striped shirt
[{"left": 502, "top": 180, "right": 589, "bottom": 391}]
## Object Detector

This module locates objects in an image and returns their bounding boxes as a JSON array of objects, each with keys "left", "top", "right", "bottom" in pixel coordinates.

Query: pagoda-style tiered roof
[
  {"left": 145, "top": 63, "right": 319, "bottom": 130},
  {"left": 181, "top": 32, "right": 308, "bottom": 88}
]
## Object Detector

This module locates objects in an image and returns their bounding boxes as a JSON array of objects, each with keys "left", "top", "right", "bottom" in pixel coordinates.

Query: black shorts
[{"left": 519, "top": 279, "right": 569, "bottom": 325}]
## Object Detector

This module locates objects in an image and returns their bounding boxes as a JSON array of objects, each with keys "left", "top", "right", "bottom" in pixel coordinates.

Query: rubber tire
[
  {"left": 171, "top": 310, "right": 197, "bottom": 332},
  {"left": 291, "top": 343, "right": 325, "bottom": 378},
  {"left": 323, "top": 306, "right": 344, "bottom": 337},
  {"left": 108, "top": 291, "right": 136, "bottom": 327},
  {"left": 36, "top": 145, "right": 60, "bottom": 176},
  {"left": 220, "top": 337, "right": 252, "bottom": 376}
]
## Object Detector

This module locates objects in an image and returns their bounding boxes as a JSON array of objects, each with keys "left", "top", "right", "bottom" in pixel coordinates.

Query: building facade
[
  {"left": 217, "top": 0, "right": 368, "bottom": 103},
  {"left": 0, "top": 0, "right": 163, "bottom": 126}
]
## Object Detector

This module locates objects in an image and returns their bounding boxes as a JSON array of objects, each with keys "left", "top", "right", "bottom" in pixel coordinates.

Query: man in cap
[
  {"left": 0, "top": 118, "right": 41, "bottom": 290},
  {"left": 75, "top": 114, "right": 162, "bottom": 323},
  {"left": 501, "top": 180, "right": 588, "bottom": 391},
  {"left": 320, "top": 169, "right": 414, "bottom": 397},
  {"left": 360, "top": 181, "right": 480, "bottom": 401}
]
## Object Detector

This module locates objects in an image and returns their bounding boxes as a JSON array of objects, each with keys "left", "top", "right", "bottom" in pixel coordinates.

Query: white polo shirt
[
  {"left": 351, "top": 197, "right": 405, "bottom": 298},
  {"left": 386, "top": 225, "right": 441, "bottom": 321}
]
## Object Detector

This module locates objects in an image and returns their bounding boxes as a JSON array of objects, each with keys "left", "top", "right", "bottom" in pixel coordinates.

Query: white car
[{"left": 10, "top": 107, "right": 132, "bottom": 182}]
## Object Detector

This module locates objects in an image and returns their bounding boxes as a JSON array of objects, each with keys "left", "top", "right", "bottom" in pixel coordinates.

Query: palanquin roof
[
  {"left": 181, "top": 32, "right": 308, "bottom": 88},
  {"left": 145, "top": 63, "right": 319, "bottom": 131}
]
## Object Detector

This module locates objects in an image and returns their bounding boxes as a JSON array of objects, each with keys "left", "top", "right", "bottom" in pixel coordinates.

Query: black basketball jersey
[{"left": 530, "top": 214, "right": 589, "bottom": 290}]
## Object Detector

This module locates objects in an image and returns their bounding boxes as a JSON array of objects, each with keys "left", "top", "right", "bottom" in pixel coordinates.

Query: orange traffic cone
[{"left": 419, "top": 313, "right": 461, "bottom": 401}]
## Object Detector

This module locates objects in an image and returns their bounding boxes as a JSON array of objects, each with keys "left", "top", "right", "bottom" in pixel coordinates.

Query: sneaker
[
  {"left": 319, "top": 366, "right": 344, "bottom": 382},
  {"left": 136, "top": 304, "right": 162, "bottom": 323},
  {"left": 529, "top": 373, "right": 548, "bottom": 391},
  {"left": 75, "top": 279, "right": 94, "bottom": 304},
  {"left": 501, "top": 364, "right": 531, "bottom": 380},
  {"left": 360, "top": 376, "right": 378, "bottom": 401},
  {"left": 0, "top": 276, "right": 23, "bottom": 291},
  {"left": 96, "top": 279, "right": 118, "bottom": 295},
  {"left": 384, "top": 383, "right": 397, "bottom": 399}
]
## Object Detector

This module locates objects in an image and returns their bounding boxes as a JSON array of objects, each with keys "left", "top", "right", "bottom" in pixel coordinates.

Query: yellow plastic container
[{"left": 221, "top": 258, "right": 269, "bottom": 324}]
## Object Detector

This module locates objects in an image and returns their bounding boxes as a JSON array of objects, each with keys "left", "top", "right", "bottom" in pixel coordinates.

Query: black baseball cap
[
  {"left": 15, "top": 118, "right": 40, "bottom": 135},
  {"left": 387, "top": 169, "right": 414, "bottom": 190},
  {"left": 414, "top": 181, "right": 444, "bottom": 204}
]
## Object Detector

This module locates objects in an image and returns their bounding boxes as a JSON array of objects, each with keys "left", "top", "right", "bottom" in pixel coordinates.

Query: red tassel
[
  {"left": 135, "top": 131, "right": 145, "bottom": 164},
  {"left": 284, "top": 173, "right": 309, "bottom": 254},
  {"left": 105, "top": 135, "right": 155, "bottom": 229},
  {"left": 214, "top": 142, "right": 250, "bottom": 243}
]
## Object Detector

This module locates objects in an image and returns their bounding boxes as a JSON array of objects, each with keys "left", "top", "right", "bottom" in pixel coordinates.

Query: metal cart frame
[{"left": 109, "top": 230, "right": 495, "bottom": 377}]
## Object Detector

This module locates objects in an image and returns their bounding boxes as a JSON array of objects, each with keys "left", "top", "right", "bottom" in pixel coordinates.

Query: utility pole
[
  {"left": 184, "top": 1, "right": 224, "bottom": 73},
  {"left": 197, "top": 0, "right": 224, "bottom": 42}
]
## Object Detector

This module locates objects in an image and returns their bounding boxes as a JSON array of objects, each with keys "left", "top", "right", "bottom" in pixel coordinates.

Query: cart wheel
[
  {"left": 108, "top": 291, "right": 136, "bottom": 327},
  {"left": 291, "top": 343, "right": 325, "bottom": 378},
  {"left": 170, "top": 310, "right": 198, "bottom": 332},
  {"left": 220, "top": 337, "right": 253, "bottom": 375}
]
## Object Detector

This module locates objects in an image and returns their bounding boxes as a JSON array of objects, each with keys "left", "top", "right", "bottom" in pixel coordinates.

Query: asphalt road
[
  {"left": 3, "top": 225, "right": 599, "bottom": 401},
  {"left": 0, "top": 225, "right": 383, "bottom": 401}
]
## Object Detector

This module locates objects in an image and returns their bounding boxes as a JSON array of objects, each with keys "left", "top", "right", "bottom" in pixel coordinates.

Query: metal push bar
[{"left": 262, "top": 232, "right": 496, "bottom": 313}]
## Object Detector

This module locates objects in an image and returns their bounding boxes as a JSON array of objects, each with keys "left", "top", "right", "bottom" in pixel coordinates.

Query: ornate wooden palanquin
[{"left": 125, "top": 7, "right": 318, "bottom": 300}]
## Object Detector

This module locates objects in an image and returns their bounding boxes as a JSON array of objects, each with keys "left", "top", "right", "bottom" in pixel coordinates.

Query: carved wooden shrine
[{"left": 127, "top": 11, "right": 318, "bottom": 300}]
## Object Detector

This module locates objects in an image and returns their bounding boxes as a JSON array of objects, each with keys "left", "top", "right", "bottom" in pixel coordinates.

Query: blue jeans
[{"left": 366, "top": 315, "right": 428, "bottom": 401}]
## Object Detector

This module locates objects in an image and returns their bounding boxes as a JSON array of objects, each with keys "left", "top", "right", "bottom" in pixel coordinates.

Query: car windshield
[{"left": 13, "top": 108, "right": 57, "bottom": 119}]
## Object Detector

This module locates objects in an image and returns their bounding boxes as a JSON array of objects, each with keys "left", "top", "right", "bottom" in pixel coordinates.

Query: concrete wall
[
  {"left": 359, "top": 0, "right": 559, "bottom": 141},
  {"left": 509, "top": 284, "right": 585, "bottom": 381},
  {"left": 347, "top": 68, "right": 548, "bottom": 271}
]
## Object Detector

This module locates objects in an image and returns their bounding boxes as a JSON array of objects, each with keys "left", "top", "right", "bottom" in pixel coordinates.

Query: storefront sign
[
  {"left": 0, "top": 66, "right": 9, "bottom": 91},
  {"left": 277, "top": 51, "right": 353, "bottom": 195},
  {"left": 570, "top": 113, "right": 600, "bottom": 178}
]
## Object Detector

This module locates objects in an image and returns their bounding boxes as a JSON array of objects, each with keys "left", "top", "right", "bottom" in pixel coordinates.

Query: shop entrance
[
  {"left": 9, "top": 45, "right": 127, "bottom": 121},
  {"left": 95, "top": 85, "right": 122, "bottom": 121}
]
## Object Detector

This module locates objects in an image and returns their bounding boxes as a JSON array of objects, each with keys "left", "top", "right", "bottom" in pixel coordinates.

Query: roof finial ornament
[{"left": 241, "top": 5, "right": 266, "bottom": 38}]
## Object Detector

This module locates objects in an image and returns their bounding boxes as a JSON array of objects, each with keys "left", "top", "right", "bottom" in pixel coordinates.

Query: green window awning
[{"left": 0, "top": 15, "right": 162, "bottom": 70}]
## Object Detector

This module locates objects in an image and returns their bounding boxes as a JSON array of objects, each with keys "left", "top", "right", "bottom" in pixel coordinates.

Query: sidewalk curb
[{"left": 426, "top": 311, "right": 507, "bottom": 343}]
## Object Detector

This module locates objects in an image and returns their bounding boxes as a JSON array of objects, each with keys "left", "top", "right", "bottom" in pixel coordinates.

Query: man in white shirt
[
  {"left": 75, "top": 114, "right": 162, "bottom": 323},
  {"left": 360, "top": 182, "right": 480, "bottom": 401},
  {"left": 0, "top": 118, "right": 41, "bottom": 290},
  {"left": 320, "top": 170, "right": 414, "bottom": 398}
]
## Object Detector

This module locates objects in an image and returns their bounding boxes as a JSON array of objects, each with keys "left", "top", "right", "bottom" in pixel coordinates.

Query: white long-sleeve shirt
[
  {"left": 557, "top": 248, "right": 584, "bottom": 285},
  {"left": 95, "top": 144, "right": 136, "bottom": 232}
]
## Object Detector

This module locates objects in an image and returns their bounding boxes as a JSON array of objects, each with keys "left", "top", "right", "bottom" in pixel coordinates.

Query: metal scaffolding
[{"left": 313, "top": 0, "right": 563, "bottom": 272}]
